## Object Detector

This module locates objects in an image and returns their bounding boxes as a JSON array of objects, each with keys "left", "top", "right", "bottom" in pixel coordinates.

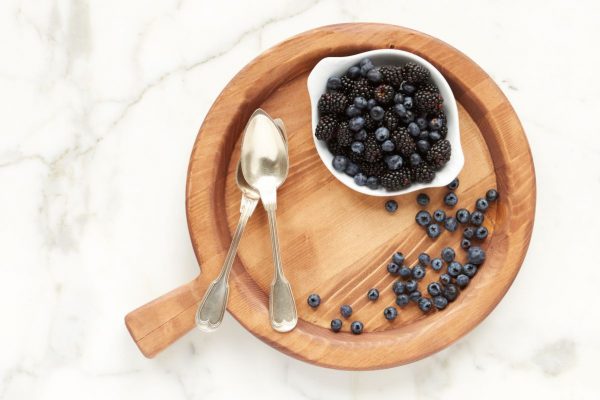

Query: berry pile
[{"left": 317, "top": 57, "right": 451, "bottom": 191}]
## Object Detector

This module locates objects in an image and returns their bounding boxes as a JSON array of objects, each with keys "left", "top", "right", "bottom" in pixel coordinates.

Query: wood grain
[{"left": 124, "top": 23, "right": 536, "bottom": 369}]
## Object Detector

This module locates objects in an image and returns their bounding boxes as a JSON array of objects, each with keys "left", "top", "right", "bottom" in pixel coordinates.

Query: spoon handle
[
  {"left": 195, "top": 195, "right": 258, "bottom": 332},
  {"left": 265, "top": 205, "right": 298, "bottom": 332}
]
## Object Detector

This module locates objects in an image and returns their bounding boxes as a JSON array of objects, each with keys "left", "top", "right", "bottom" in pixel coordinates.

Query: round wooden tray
[{"left": 184, "top": 23, "right": 535, "bottom": 370}]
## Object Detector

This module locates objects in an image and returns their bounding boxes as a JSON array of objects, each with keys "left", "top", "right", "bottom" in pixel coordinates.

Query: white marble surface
[{"left": 1, "top": 0, "right": 599, "bottom": 399}]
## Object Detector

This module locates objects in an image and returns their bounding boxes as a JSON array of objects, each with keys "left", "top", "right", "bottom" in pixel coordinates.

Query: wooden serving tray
[{"left": 125, "top": 23, "right": 536, "bottom": 370}]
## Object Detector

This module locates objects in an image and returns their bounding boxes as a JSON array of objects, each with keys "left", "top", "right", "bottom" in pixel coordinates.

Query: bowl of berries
[{"left": 308, "top": 49, "right": 463, "bottom": 196}]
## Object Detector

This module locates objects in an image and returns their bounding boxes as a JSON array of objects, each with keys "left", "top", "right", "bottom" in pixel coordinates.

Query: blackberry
[
  {"left": 336, "top": 121, "right": 353, "bottom": 146},
  {"left": 348, "top": 78, "right": 373, "bottom": 99},
  {"left": 359, "top": 161, "right": 386, "bottom": 177},
  {"left": 426, "top": 139, "right": 451, "bottom": 170},
  {"left": 318, "top": 92, "right": 348, "bottom": 114},
  {"left": 327, "top": 140, "right": 346, "bottom": 157},
  {"left": 439, "top": 124, "right": 448, "bottom": 139},
  {"left": 363, "top": 135, "right": 383, "bottom": 163},
  {"left": 363, "top": 113, "right": 377, "bottom": 131},
  {"left": 381, "top": 168, "right": 412, "bottom": 191},
  {"left": 379, "top": 65, "right": 403, "bottom": 87},
  {"left": 420, "top": 81, "right": 440, "bottom": 93},
  {"left": 373, "top": 84, "right": 395, "bottom": 105},
  {"left": 415, "top": 90, "right": 443, "bottom": 114},
  {"left": 315, "top": 115, "right": 338, "bottom": 141},
  {"left": 391, "top": 128, "right": 416, "bottom": 157},
  {"left": 413, "top": 163, "right": 435, "bottom": 183},
  {"left": 383, "top": 111, "right": 400, "bottom": 131},
  {"left": 340, "top": 75, "right": 356, "bottom": 93},
  {"left": 402, "top": 62, "right": 430, "bottom": 84}
]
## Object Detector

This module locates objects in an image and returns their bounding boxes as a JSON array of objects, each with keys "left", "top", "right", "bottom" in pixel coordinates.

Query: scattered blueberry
[
  {"left": 416, "top": 193, "right": 430, "bottom": 206},
  {"left": 443, "top": 283, "right": 459, "bottom": 302},
  {"left": 393, "top": 103, "right": 407, "bottom": 117},
  {"left": 399, "top": 265, "right": 412, "bottom": 279},
  {"left": 354, "top": 96, "right": 368, "bottom": 109},
  {"left": 396, "top": 294, "right": 410, "bottom": 307},
  {"left": 412, "top": 265, "right": 426, "bottom": 280},
  {"left": 427, "top": 223, "right": 441, "bottom": 238},
  {"left": 433, "top": 295, "right": 448, "bottom": 310},
  {"left": 441, "top": 247, "right": 455, "bottom": 262},
  {"left": 351, "top": 141, "right": 365, "bottom": 154},
  {"left": 392, "top": 280, "right": 406, "bottom": 295},
  {"left": 332, "top": 155, "right": 348, "bottom": 172},
  {"left": 416, "top": 140, "right": 431, "bottom": 153},
  {"left": 307, "top": 293, "right": 321, "bottom": 308},
  {"left": 463, "top": 227, "right": 475, "bottom": 239},
  {"left": 392, "top": 252, "right": 405, "bottom": 265},
  {"left": 394, "top": 93, "right": 405, "bottom": 104},
  {"left": 467, "top": 246, "right": 486, "bottom": 265},
  {"left": 366, "top": 176, "right": 379, "bottom": 190},
  {"left": 448, "top": 261, "right": 463, "bottom": 277},
  {"left": 330, "top": 318, "right": 342, "bottom": 332},
  {"left": 387, "top": 262, "right": 400, "bottom": 275},
  {"left": 367, "top": 288, "right": 380, "bottom": 301},
  {"left": 461, "top": 238, "right": 471, "bottom": 249},
  {"left": 345, "top": 162, "right": 359, "bottom": 177},
  {"left": 439, "top": 273, "right": 452, "bottom": 285},
  {"left": 409, "top": 153, "right": 422, "bottom": 167},
  {"left": 463, "top": 263, "right": 478, "bottom": 277},
  {"left": 346, "top": 105, "right": 361, "bottom": 117},
  {"left": 456, "top": 274, "right": 470, "bottom": 288},
  {"left": 433, "top": 209, "right": 446, "bottom": 223},
  {"left": 429, "top": 118, "right": 443, "bottom": 130},
  {"left": 444, "top": 217, "right": 458, "bottom": 232},
  {"left": 476, "top": 198, "right": 489, "bottom": 212},
  {"left": 444, "top": 192, "right": 458, "bottom": 207},
  {"left": 354, "top": 129, "right": 367, "bottom": 141},
  {"left": 340, "top": 305, "right": 353, "bottom": 318},
  {"left": 486, "top": 189, "right": 499, "bottom": 202},
  {"left": 347, "top": 66, "right": 361, "bottom": 79},
  {"left": 418, "top": 252, "right": 431, "bottom": 266},
  {"left": 431, "top": 258, "right": 443, "bottom": 271},
  {"left": 381, "top": 140, "right": 395, "bottom": 152},
  {"left": 384, "top": 306, "right": 398, "bottom": 320},
  {"left": 427, "top": 282, "right": 443, "bottom": 297},
  {"left": 349, "top": 116, "right": 365, "bottom": 131},
  {"left": 475, "top": 226, "right": 488, "bottom": 240},
  {"left": 375, "top": 126, "right": 390, "bottom": 141},
  {"left": 408, "top": 122, "right": 420, "bottom": 137},
  {"left": 405, "top": 280, "right": 418, "bottom": 293},
  {"left": 456, "top": 208, "right": 471, "bottom": 224},
  {"left": 351, "top": 321, "right": 364, "bottom": 334},
  {"left": 327, "top": 76, "right": 342, "bottom": 90},
  {"left": 367, "top": 99, "right": 378, "bottom": 110},
  {"left": 385, "top": 199, "right": 398, "bottom": 213},
  {"left": 409, "top": 290, "right": 422, "bottom": 302},
  {"left": 403, "top": 97, "right": 413, "bottom": 109},
  {"left": 354, "top": 173, "right": 367, "bottom": 186},
  {"left": 470, "top": 211, "right": 484, "bottom": 226},
  {"left": 418, "top": 297, "right": 433, "bottom": 313},
  {"left": 366, "top": 68, "right": 382, "bottom": 83},
  {"left": 416, "top": 210, "right": 432, "bottom": 226},
  {"left": 370, "top": 106, "right": 385, "bottom": 121},
  {"left": 447, "top": 178, "right": 459, "bottom": 190}
]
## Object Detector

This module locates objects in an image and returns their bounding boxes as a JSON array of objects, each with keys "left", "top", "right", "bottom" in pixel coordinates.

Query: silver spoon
[
  {"left": 241, "top": 109, "right": 297, "bottom": 333},
  {"left": 195, "top": 119, "right": 287, "bottom": 332}
]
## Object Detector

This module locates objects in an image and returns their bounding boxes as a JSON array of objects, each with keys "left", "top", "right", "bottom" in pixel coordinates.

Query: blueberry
[
  {"left": 370, "top": 106, "right": 385, "bottom": 121},
  {"left": 359, "top": 58, "right": 373, "bottom": 67},
  {"left": 427, "top": 282, "right": 443, "bottom": 297},
  {"left": 354, "top": 96, "right": 368, "bottom": 110},
  {"left": 409, "top": 290, "right": 422, "bottom": 302},
  {"left": 332, "top": 155, "right": 348, "bottom": 172},
  {"left": 347, "top": 66, "right": 361, "bottom": 79},
  {"left": 351, "top": 141, "right": 365, "bottom": 154},
  {"left": 330, "top": 318, "right": 342, "bottom": 332},
  {"left": 400, "top": 110, "right": 415, "bottom": 124},
  {"left": 463, "top": 263, "right": 478, "bottom": 277},
  {"left": 433, "top": 209, "right": 446, "bottom": 223},
  {"left": 367, "top": 99, "right": 378, "bottom": 110},
  {"left": 461, "top": 238, "right": 471, "bottom": 249},
  {"left": 407, "top": 122, "right": 420, "bottom": 137},
  {"left": 349, "top": 116, "right": 366, "bottom": 131},
  {"left": 433, "top": 295, "right": 448, "bottom": 310},
  {"left": 387, "top": 262, "right": 400, "bottom": 274},
  {"left": 360, "top": 63, "right": 374, "bottom": 77},
  {"left": 351, "top": 321, "right": 364, "bottom": 334},
  {"left": 467, "top": 246, "right": 486, "bottom": 265},
  {"left": 470, "top": 211, "right": 484, "bottom": 226},
  {"left": 443, "top": 283, "right": 459, "bottom": 302},
  {"left": 416, "top": 193, "right": 430, "bottom": 205},
  {"left": 399, "top": 265, "right": 412, "bottom": 279},
  {"left": 476, "top": 198, "right": 489, "bottom": 212},
  {"left": 307, "top": 293, "right": 321, "bottom": 308},
  {"left": 394, "top": 93, "right": 405, "bottom": 104},
  {"left": 431, "top": 258, "right": 443, "bottom": 271},
  {"left": 416, "top": 210, "right": 432, "bottom": 226},
  {"left": 327, "top": 76, "right": 342, "bottom": 90},
  {"left": 416, "top": 117, "right": 428, "bottom": 130},
  {"left": 416, "top": 140, "right": 430, "bottom": 153},
  {"left": 444, "top": 192, "right": 458, "bottom": 207},
  {"left": 475, "top": 226, "right": 488, "bottom": 240},
  {"left": 392, "top": 280, "right": 406, "bottom": 295},
  {"left": 367, "top": 288, "right": 379, "bottom": 301},
  {"left": 346, "top": 105, "right": 362, "bottom": 117},
  {"left": 384, "top": 306, "right": 398, "bottom": 320},
  {"left": 418, "top": 252, "right": 431, "bottom": 266},
  {"left": 401, "top": 82, "right": 415, "bottom": 93},
  {"left": 366, "top": 68, "right": 383, "bottom": 83},
  {"left": 354, "top": 173, "right": 367, "bottom": 186},
  {"left": 448, "top": 261, "right": 463, "bottom": 277},
  {"left": 410, "top": 153, "right": 422, "bottom": 167},
  {"left": 412, "top": 265, "right": 426, "bottom": 280},
  {"left": 354, "top": 129, "right": 367, "bottom": 141},
  {"left": 396, "top": 294, "right": 410, "bottom": 307},
  {"left": 385, "top": 154, "right": 403, "bottom": 170},
  {"left": 340, "top": 304, "right": 353, "bottom": 318},
  {"left": 345, "top": 162, "right": 359, "bottom": 177},
  {"left": 381, "top": 140, "right": 395, "bottom": 152},
  {"left": 392, "top": 252, "right": 405, "bottom": 265},
  {"left": 428, "top": 131, "right": 441, "bottom": 141},
  {"left": 486, "top": 189, "right": 499, "bottom": 202},
  {"left": 418, "top": 297, "right": 433, "bottom": 313},
  {"left": 463, "top": 227, "right": 475, "bottom": 239},
  {"left": 418, "top": 131, "right": 429, "bottom": 141},
  {"left": 439, "top": 273, "right": 452, "bottom": 285},
  {"left": 366, "top": 176, "right": 379, "bottom": 190},
  {"left": 427, "top": 223, "right": 441, "bottom": 238},
  {"left": 429, "top": 118, "right": 443, "bottom": 130},
  {"left": 456, "top": 208, "right": 470, "bottom": 224},
  {"left": 405, "top": 280, "right": 418, "bottom": 293},
  {"left": 447, "top": 178, "right": 459, "bottom": 190},
  {"left": 444, "top": 217, "right": 458, "bottom": 232},
  {"left": 403, "top": 97, "right": 413, "bottom": 109},
  {"left": 441, "top": 247, "right": 455, "bottom": 262},
  {"left": 456, "top": 274, "right": 470, "bottom": 288},
  {"left": 385, "top": 199, "right": 398, "bottom": 213},
  {"left": 393, "top": 103, "right": 407, "bottom": 117}
]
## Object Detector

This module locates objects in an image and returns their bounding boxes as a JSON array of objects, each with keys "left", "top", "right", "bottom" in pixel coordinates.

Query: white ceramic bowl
[{"left": 307, "top": 49, "right": 463, "bottom": 197}]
